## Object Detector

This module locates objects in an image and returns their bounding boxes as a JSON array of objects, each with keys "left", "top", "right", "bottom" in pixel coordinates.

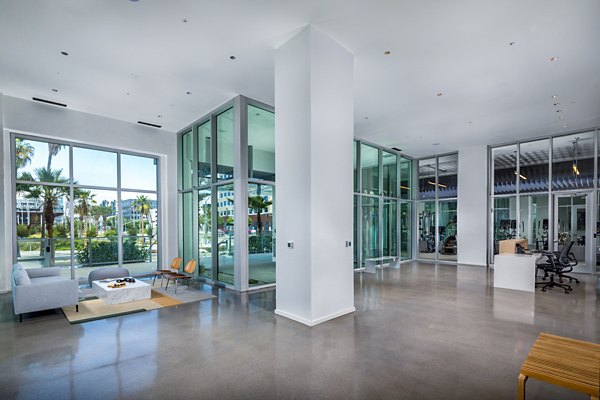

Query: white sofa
[{"left": 12, "top": 264, "right": 79, "bottom": 322}]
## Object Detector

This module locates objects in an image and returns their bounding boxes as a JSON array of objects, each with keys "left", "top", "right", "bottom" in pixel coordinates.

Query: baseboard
[
  {"left": 274, "top": 306, "right": 355, "bottom": 327},
  {"left": 459, "top": 262, "right": 488, "bottom": 267}
]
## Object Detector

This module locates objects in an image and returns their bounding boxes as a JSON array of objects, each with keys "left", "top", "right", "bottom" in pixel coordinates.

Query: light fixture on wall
[
  {"left": 572, "top": 137, "right": 580, "bottom": 176},
  {"left": 514, "top": 171, "right": 527, "bottom": 180},
  {"left": 428, "top": 180, "right": 447, "bottom": 188}
]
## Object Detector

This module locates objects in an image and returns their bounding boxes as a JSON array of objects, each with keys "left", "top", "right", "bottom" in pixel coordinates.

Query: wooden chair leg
[
  {"left": 152, "top": 274, "right": 158, "bottom": 286},
  {"left": 518, "top": 373, "right": 528, "bottom": 400},
  {"left": 174, "top": 278, "right": 178, "bottom": 294},
  {"left": 165, "top": 277, "right": 171, "bottom": 290},
  {"left": 76, "top": 305, "right": 79, "bottom": 313}
]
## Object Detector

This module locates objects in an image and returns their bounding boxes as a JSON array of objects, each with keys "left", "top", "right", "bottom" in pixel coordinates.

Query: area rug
[{"left": 62, "top": 288, "right": 215, "bottom": 324}]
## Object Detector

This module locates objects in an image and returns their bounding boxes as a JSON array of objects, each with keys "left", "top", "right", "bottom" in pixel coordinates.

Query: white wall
[
  {"left": 457, "top": 145, "right": 488, "bottom": 266},
  {"left": 275, "top": 26, "right": 355, "bottom": 326},
  {"left": 0, "top": 94, "right": 178, "bottom": 291}
]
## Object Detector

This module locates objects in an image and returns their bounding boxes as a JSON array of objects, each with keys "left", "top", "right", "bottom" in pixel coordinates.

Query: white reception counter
[{"left": 493, "top": 253, "right": 540, "bottom": 293}]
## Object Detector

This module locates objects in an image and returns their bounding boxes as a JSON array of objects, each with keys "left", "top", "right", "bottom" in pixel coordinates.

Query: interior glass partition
[
  {"left": 490, "top": 128, "right": 600, "bottom": 268},
  {"left": 416, "top": 153, "right": 459, "bottom": 262},
  {"left": 382, "top": 199, "right": 398, "bottom": 257},
  {"left": 353, "top": 139, "right": 415, "bottom": 269},
  {"left": 361, "top": 144, "right": 380, "bottom": 195},
  {"left": 438, "top": 200, "right": 457, "bottom": 260},
  {"left": 492, "top": 145, "right": 517, "bottom": 195},
  {"left": 552, "top": 132, "right": 595, "bottom": 190},
  {"left": 361, "top": 196, "right": 380, "bottom": 263},
  {"left": 418, "top": 201, "right": 436, "bottom": 259},
  {"left": 177, "top": 96, "right": 276, "bottom": 290}
]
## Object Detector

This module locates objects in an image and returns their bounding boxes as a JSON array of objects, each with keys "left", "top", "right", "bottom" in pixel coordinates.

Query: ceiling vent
[
  {"left": 32, "top": 97, "right": 66, "bottom": 107},
  {"left": 137, "top": 121, "right": 162, "bottom": 128}
]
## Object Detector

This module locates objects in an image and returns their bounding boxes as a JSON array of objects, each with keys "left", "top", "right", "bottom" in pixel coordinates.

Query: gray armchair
[{"left": 12, "top": 264, "right": 79, "bottom": 322}]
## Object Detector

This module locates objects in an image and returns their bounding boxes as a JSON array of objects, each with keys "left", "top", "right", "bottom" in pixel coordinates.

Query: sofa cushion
[
  {"left": 88, "top": 267, "right": 130, "bottom": 287},
  {"left": 30, "top": 276, "right": 68, "bottom": 285},
  {"left": 14, "top": 268, "right": 31, "bottom": 286}
]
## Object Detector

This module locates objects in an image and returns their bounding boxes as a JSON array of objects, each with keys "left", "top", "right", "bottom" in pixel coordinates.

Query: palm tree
[
  {"left": 248, "top": 195, "right": 272, "bottom": 234},
  {"left": 15, "top": 138, "right": 35, "bottom": 171},
  {"left": 47, "top": 143, "right": 65, "bottom": 170},
  {"left": 133, "top": 195, "right": 152, "bottom": 242},
  {"left": 23, "top": 167, "right": 69, "bottom": 263},
  {"left": 75, "top": 190, "right": 96, "bottom": 238}
]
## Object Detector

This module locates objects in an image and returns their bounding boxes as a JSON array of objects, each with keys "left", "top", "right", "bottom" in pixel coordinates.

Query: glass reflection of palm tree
[
  {"left": 15, "top": 138, "right": 35, "bottom": 171},
  {"left": 248, "top": 195, "right": 272, "bottom": 234}
]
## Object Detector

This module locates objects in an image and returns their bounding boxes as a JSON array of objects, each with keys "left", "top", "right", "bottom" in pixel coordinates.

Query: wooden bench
[
  {"left": 364, "top": 256, "right": 399, "bottom": 274},
  {"left": 519, "top": 332, "right": 600, "bottom": 400}
]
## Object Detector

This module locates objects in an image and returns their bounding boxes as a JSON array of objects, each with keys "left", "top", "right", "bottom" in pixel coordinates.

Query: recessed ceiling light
[
  {"left": 364, "top": 116, "right": 369, "bottom": 120},
  {"left": 509, "top": 42, "right": 516, "bottom": 46},
  {"left": 551, "top": 95, "right": 558, "bottom": 99},
  {"left": 255, "top": 113, "right": 260, "bottom": 116},
  {"left": 556, "top": 109, "right": 562, "bottom": 113},
  {"left": 182, "top": 18, "right": 188, "bottom": 23},
  {"left": 186, "top": 91, "right": 191, "bottom": 95},
  {"left": 432, "top": 143, "right": 440, "bottom": 146},
  {"left": 550, "top": 56, "right": 559, "bottom": 61},
  {"left": 60, "top": 51, "right": 68, "bottom": 56},
  {"left": 229, "top": 55, "right": 236, "bottom": 60},
  {"left": 563, "top": 125, "right": 568, "bottom": 128},
  {"left": 558, "top": 115, "right": 564, "bottom": 119},
  {"left": 553, "top": 102, "right": 560, "bottom": 106},
  {"left": 51, "top": 89, "right": 58, "bottom": 92},
  {"left": 157, "top": 114, "right": 162, "bottom": 118},
  {"left": 468, "top": 121, "right": 473, "bottom": 124},
  {"left": 126, "top": 92, "right": 130, "bottom": 96},
  {"left": 384, "top": 51, "right": 391, "bottom": 55},
  {"left": 436, "top": 93, "right": 443, "bottom": 96}
]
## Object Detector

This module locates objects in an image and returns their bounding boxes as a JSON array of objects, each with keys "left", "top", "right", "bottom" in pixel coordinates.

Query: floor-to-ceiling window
[
  {"left": 489, "top": 129, "right": 599, "bottom": 272},
  {"left": 14, "top": 135, "right": 160, "bottom": 284},
  {"left": 177, "top": 96, "right": 275, "bottom": 290},
  {"left": 353, "top": 139, "right": 413, "bottom": 269},
  {"left": 416, "top": 153, "right": 458, "bottom": 262}
]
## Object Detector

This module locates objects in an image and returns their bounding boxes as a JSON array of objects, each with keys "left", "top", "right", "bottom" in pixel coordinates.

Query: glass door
[{"left": 553, "top": 193, "right": 594, "bottom": 273}]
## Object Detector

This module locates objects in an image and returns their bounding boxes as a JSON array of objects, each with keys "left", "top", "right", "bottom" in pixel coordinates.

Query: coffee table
[{"left": 92, "top": 279, "right": 151, "bottom": 305}]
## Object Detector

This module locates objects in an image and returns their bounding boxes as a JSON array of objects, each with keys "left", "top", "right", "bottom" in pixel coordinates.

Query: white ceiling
[{"left": 0, "top": 0, "right": 599, "bottom": 157}]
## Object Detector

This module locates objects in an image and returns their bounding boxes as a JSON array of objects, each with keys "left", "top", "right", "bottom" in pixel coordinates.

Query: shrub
[
  {"left": 75, "top": 238, "right": 148, "bottom": 266},
  {"left": 86, "top": 226, "right": 98, "bottom": 238},
  {"left": 16, "top": 224, "right": 30, "bottom": 238},
  {"left": 54, "top": 224, "right": 68, "bottom": 238},
  {"left": 249, "top": 234, "right": 272, "bottom": 254}
]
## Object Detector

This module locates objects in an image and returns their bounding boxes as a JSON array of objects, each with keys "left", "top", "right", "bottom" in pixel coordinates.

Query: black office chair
[{"left": 536, "top": 241, "right": 575, "bottom": 293}]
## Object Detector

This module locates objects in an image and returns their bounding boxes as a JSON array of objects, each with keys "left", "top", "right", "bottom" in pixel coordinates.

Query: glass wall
[
  {"left": 417, "top": 201, "right": 436, "bottom": 259},
  {"left": 489, "top": 129, "right": 599, "bottom": 267},
  {"left": 14, "top": 136, "right": 160, "bottom": 284},
  {"left": 416, "top": 153, "right": 459, "bottom": 262},
  {"left": 178, "top": 96, "right": 276, "bottom": 290},
  {"left": 361, "top": 143, "right": 379, "bottom": 195},
  {"left": 353, "top": 140, "right": 414, "bottom": 269},
  {"left": 248, "top": 183, "right": 275, "bottom": 286}
]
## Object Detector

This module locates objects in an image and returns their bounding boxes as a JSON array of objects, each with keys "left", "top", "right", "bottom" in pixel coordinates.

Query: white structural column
[
  {"left": 274, "top": 26, "right": 355, "bottom": 326},
  {"left": 457, "top": 145, "right": 488, "bottom": 266}
]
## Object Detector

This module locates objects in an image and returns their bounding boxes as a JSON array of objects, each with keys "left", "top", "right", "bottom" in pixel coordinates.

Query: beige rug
[{"left": 62, "top": 288, "right": 215, "bottom": 324}]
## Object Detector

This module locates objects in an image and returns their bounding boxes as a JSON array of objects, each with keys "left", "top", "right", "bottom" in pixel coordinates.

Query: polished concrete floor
[{"left": 1, "top": 262, "right": 598, "bottom": 399}]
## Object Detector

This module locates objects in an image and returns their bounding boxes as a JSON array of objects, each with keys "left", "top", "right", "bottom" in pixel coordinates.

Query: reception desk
[{"left": 494, "top": 253, "right": 539, "bottom": 292}]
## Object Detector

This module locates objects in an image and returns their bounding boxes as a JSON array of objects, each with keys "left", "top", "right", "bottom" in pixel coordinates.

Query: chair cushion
[{"left": 14, "top": 268, "right": 31, "bottom": 286}]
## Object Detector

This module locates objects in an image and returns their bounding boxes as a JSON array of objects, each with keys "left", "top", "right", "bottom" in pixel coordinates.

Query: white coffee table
[{"left": 92, "top": 279, "right": 151, "bottom": 304}]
